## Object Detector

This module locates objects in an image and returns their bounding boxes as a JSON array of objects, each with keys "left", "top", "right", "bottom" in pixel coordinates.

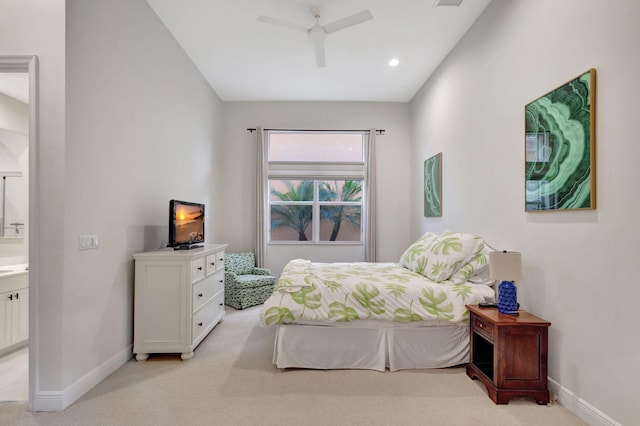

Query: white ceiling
[{"left": 146, "top": 0, "right": 492, "bottom": 102}]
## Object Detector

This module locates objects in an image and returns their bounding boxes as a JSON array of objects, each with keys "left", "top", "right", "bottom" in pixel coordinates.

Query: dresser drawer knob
[
  {"left": 197, "top": 266, "right": 203, "bottom": 271},
  {"left": 198, "top": 293, "right": 203, "bottom": 298},
  {"left": 197, "top": 322, "right": 203, "bottom": 327}
]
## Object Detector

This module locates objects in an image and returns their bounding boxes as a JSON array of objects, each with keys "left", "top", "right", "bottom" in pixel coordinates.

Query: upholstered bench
[{"left": 224, "top": 252, "right": 276, "bottom": 310}]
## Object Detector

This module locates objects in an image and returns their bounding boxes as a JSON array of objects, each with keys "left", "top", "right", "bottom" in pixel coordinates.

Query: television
[{"left": 168, "top": 199, "right": 205, "bottom": 250}]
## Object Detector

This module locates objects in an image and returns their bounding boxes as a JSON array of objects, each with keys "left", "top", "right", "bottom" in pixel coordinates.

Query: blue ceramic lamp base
[{"left": 498, "top": 280, "right": 519, "bottom": 314}]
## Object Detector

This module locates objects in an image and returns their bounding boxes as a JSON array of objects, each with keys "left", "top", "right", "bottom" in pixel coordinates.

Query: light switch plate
[{"left": 79, "top": 234, "right": 99, "bottom": 250}]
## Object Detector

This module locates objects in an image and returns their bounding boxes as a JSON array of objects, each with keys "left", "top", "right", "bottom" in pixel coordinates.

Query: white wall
[
  {"left": 0, "top": 90, "right": 29, "bottom": 132},
  {"left": 219, "top": 102, "right": 412, "bottom": 276},
  {"left": 410, "top": 1, "right": 640, "bottom": 424},
  {"left": 2, "top": 0, "right": 222, "bottom": 411},
  {"left": 0, "top": 0, "right": 67, "bottom": 406},
  {"left": 61, "top": 0, "right": 223, "bottom": 408}
]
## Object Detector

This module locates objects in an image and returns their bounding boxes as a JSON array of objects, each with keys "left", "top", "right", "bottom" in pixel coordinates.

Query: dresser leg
[{"left": 135, "top": 353, "right": 149, "bottom": 362}]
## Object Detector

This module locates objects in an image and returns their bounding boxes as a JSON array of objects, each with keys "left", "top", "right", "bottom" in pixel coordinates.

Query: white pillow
[
  {"left": 399, "top": 231, "right": 438, "bottom": 271},
  {"left": 448, "top": 243, "right": 492, "bottom": 284},
  {"left": 400, "top": 231, "right": 484, "bottom": 282}
]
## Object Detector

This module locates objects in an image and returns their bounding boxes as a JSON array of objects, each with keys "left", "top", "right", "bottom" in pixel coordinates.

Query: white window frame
[{"left": 265, "top": 130, "right": 369, "bottom": 245}]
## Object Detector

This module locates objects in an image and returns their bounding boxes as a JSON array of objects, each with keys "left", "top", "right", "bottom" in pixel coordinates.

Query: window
[{"left": 265, "top": 131, "right": 368, "bottom": 244}]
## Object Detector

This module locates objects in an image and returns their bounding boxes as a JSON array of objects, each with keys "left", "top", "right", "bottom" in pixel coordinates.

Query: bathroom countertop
[{"left": 0, "top": 263, "right": 29, "bottom": 278}]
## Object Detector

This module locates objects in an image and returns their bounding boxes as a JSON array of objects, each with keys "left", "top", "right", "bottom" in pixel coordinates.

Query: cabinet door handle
[
  {"left": 219, "top": 280, "right": 223, "bottom": 284},
  {"left": 219, "top": 303, "right": 223, "bottom": 307},
  {"left": 15, "top": 292, "right": 19, "bottom": 299},
  {"left": 8, "top": 294, "right": 12, "bottom": 300},
  {"left": 198, "top": 293, "right": 203, "bottom": 298}
]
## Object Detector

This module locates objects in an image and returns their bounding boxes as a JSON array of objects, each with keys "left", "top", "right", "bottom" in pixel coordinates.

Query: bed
[{"left": 258, "top": 231, "right": 496, "bottom": 371}]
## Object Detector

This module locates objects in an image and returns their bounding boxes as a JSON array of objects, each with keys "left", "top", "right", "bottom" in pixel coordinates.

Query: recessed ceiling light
[{"left": 388, "top": 58, "right": 400, "bottom": 67}]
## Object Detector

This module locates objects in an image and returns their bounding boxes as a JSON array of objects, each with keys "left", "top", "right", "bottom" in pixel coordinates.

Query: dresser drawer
[
  {"left": 212, "top": 270, "right": 224, "bottom": 294},
  {"left": 192, "top": 275, "right": 216, "bottom": 312},
  {"left": 472, "top": 314, "right": 494, "bottom": 342},
  {"left": 191, "top": 257, "right": 205, "bottom": 283},
  {"left": 192, "top": 291, "right": 224, "bottom": 344},
  {"left": 205, "top": 253, "right": 217, "bottom": 276},
  {"left": 216, "top": 251, "right": 225, "bottom": 272}
]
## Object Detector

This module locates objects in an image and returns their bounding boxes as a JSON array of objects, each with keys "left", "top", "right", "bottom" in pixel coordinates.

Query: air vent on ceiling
[{"left": 433, "top": 0, "right": 463, "bottom": 7}]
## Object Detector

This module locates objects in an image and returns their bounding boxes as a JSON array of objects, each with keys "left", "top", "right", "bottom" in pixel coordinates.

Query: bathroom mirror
[
  {"left": 0, "top": 72, "right": 29, "bottom": 241},
  {"left": 1, "top": 175, "right": 25, "bottom": 238}
]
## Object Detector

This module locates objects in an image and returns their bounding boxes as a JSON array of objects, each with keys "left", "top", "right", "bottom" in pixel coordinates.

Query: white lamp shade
[{"left": 489, "top": 251, "right": 523, "bottom": 281}]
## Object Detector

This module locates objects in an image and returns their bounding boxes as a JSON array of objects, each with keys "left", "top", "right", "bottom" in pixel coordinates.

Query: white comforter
[{"left": 259, "top": 259, "right": 494, "bottom": 327}]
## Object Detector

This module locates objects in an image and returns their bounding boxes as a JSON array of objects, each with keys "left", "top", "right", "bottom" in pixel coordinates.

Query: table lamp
[{"left": 489, "top": 250, "right": 523, "bottom": 315}]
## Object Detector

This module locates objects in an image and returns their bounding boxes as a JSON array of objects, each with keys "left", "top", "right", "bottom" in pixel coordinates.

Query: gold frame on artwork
[
  {"left": 424, "top": 152, "right": 442, "bottom": 217},
  {"left": 524, "top": 69, "right": 596, "bottom": 211}
]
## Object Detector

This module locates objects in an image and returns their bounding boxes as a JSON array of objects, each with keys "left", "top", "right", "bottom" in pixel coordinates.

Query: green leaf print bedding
[{"left": 259, "top": 259, "right": 495, "bottom": 326}]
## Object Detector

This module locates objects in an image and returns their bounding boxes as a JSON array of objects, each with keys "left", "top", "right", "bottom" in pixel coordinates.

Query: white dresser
[{"left": 133, "top": 244, "right": 227, "bottom": 361}]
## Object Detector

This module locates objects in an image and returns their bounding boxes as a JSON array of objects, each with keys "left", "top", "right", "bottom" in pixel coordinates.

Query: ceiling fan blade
[
  {"left": 308, "top": 27, "right": 327, "bottom": 67},
  {"left": 322, "top": 10, "right": 373, "bottom": 34},
  {"left": 258, "top": 15, "right": 308, "bottom": 32},
  {"left": 313, "top": 42, "right": 326, "bottom": 68},
  {"left": 311, "top": 38, "right": 327, "bottom": 68}
]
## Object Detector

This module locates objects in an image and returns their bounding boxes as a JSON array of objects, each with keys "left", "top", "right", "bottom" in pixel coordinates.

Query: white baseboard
[
  {"left": 31, "top": 345, "right": 132, "bottom": 412},
  {"left": 549, "top": 378, "right": 621, "bottom": 426}
]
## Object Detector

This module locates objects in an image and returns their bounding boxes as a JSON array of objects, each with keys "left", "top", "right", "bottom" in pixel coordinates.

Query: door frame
[{"left": 0, "top": 55, "right": 38, "bottom": 411}]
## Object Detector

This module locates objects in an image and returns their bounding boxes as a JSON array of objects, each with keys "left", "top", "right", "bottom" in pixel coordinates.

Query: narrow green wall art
[
  {"left": 424, "top": 152, "right": 442, "bottom": 217},
  {"left": 525, "top": 69, "right": 596, "bottom": 211}
]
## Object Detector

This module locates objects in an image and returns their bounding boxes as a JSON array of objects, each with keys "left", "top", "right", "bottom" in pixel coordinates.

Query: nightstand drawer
[{"left": 472, "top": 315, "right": 494, "bottom": 341}]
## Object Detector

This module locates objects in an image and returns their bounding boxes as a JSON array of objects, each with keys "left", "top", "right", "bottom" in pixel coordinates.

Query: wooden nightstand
[{"left": 465, "top": 304, "right": 551, "bottom": 405}]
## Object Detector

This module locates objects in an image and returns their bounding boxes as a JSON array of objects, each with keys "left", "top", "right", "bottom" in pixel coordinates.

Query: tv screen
[{"left": 169, "top": 199, "right": 205, "bottom": 249}]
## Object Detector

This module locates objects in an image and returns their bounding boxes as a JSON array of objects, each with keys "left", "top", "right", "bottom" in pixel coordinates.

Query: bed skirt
[{"left": 272, "top": 322, "right": 470, "bottom": 372}]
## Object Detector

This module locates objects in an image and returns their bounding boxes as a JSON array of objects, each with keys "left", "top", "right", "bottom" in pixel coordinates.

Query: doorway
[{"left": 0, "top": 56, "right": 38, "bottom": 410}]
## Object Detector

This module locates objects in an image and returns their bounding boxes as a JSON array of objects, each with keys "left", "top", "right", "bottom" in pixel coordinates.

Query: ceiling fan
[{"left": 258, "top": 6, "right": 374, "bottom": 68}]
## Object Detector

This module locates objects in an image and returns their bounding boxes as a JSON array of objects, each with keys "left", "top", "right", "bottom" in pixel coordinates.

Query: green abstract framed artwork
[
  {"left": 424, "top": 152, "right": 442, "bottom": 217},
  {"left": 525, "top": 69, "right": 596, "bottom": 211}
]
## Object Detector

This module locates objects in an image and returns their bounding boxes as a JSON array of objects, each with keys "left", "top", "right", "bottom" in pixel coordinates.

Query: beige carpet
[{"left": 0, "top": 306, "right": 585, "bottom": 425}]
